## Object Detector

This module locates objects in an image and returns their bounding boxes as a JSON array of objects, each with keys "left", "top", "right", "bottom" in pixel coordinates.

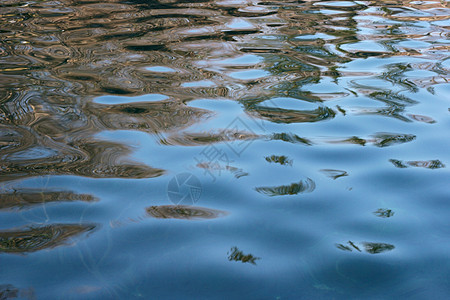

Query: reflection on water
[
  {"left": 248, "top": 104, "right": 336, "bottom": 124},
  {"left": 265, "top": 155, "right": 293, "bottom": 166},
  {"left": 255, "top": 178, "right": 316, "bottom": 196},
  {"left": 162, "top": 129, "right": 259, "bottom": 146},
  {"left": 0, "top": 284, "right": 35, "bottom": 300},
  {"left": 373, "top": 208, "right": 395, "bottom": 218},
  {"left": 336, "top": 241, "right": 395, "bottom": 254},
  {"left": 227, "top": 246, "right": 260, "bottom": 265},
  {"left": 320, "top": 169, "right": 348, "bottom": 180},
  {"left": 0, "top": 224, "right": 95, "bottom": 254},
  {"left": 0, "top": 189, "right": 97, "bottom": 211},
  {"left": 328, "top": 132, "right": 416, "bottom": 147},
  {"left": 146, "top": 205, "right": 228, "bottom": 220},
  {"left": 0, "top": 0, "right": 449, "bottom": 298},
  {"left": 390, "top": 159, "right": 445, "bottom": 169}
]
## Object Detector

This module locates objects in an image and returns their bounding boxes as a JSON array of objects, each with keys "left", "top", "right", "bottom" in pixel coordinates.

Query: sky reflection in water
[{"left": 0, "top": 0, "right": 449, "bottom": 298}]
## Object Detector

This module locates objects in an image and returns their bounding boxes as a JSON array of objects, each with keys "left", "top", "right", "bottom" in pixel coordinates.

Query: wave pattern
[
  {"left": 146, "top": 205, "right": 228, "bottom": 220},
  {"left": 0, "top": 0, "right": 448, "bottom": 182},
  {"left": 0, "top": 0, "right": 449, "bottom": 298},
  {"left": 0, "top": 224, "right": 96, "bottom": 254}
]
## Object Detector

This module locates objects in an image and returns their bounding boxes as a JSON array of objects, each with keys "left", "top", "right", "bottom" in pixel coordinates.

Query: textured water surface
[{"left": 0, "top": 0, "right": 449, "bottom": 298}]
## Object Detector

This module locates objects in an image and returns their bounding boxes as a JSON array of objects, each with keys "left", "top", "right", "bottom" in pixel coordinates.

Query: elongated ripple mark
[
  {"left": 146, "top": 205, "right": 228, "bottom": 220},
  {"left": 389, "top": 159, "right": 445, "bottom": 169},
  {"left": 326, "top": 133, "right": 416, "bottom": 147},
  {"left": 320, "top": 169, "right": 348, "bottom": 180},
  {"left": 270, "top": 133, "right": 313, "bottom": 146},
  {"left": 0, "top": 189, "right": 98, "bottom": 211},
  {"left": 408, "top": 114, "right": 436, "bottom": 124},
  {"left": 336, "top": 241, "right": 395, "bottom": 254},
  {"left": 255, "top": 178, "right": 316, "bottom": 197},
  {"left": 248, "top": 106, "right": 336, "bottom": 124},
  {"left": 0, "top": 224, "right": 96, "bottom": 254},
  {"left": 87, "top": 101, "right": 212, "bottom": 133},
  {"left": 161, "top": 129, "right": 260, "bottom": 146},
  {"left": 227, "top": 246, "right": 261, "bottom": 265},
  {"left": 0, "top": 137, "right": 165, "bottom": 181},
  {"left": 0, "top": 0, "right": 448, "bottom": 297}
]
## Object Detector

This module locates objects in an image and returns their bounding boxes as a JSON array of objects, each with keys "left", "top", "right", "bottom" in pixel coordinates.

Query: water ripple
[
  {"left": 1, "top": 0, "right": 449, "bottom": 297},
  {"left": 255, "top": 178, "right": 316, "bottom": 197},
  {"left": 146, "top": 205, "right": 228, "bottom": 220},
  {"left": 0, "top": 224, "right": 96, "bottom": 254}
]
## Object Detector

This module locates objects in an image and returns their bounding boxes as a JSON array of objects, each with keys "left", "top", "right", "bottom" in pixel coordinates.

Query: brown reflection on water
[
  {"left": 270, "top": 133, "right": 313, "bottom": 146},
  {"left": 247, "top": 105, "right": 336, "bottom": 124},
  {"left": 0, "top": 136, "right": 165, "bottom": 181},
  {"left": 0, "top": 224, "right": 96, "bottom": 254},
  {"left": 1, "top": 0, "right": 447, "bottom": 184},
  {"left": 0, "top": 0, "right": 448, "bottom": 296},
  {"left": 265, "top": 155, "right": 293, "bottom": 166},
  {"left": 255, "top": 178, "right": 316, "bottom": 197},
  {"left": 161, "top": 129, "right": 260, "bottom": 146},
  {"left": 227, "top": 246, "right": 260, "bottom": 265},
  {"left": 146, "top": 205, "right": 228, "bottom": 220},
  {"left": 87, "top": 100, "right": 211, "bottom": 134},
  {"left": 326, "top": 133, "right": 416, "bottom": 147},
  {"left": 110, "top": 204, "right": 228, "bottom": 226},
  {"left": 0, "top": 189, "right": 97, "bottom": 211}
]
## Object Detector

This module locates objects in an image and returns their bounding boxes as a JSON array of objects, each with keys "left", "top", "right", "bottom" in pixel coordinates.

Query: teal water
[{"left": 0, "top": 0, "right": 449, "bottom": 298}]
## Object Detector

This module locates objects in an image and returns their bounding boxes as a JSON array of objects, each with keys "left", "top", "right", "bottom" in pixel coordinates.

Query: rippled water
[{"left": 1, "top": 0, "right": 449, "bottom": 298}]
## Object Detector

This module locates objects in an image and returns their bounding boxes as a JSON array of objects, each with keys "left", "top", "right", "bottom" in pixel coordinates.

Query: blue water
[{"left": 0, "top": 0, "right": 449, "bottom": 298}]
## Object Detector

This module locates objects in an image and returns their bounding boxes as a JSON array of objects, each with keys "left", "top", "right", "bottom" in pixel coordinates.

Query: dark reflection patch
[
  {"left": 248, "top": 106, "right": 336, "bottom": 124},
  {"left": 119, "top": 106, "right": 149, "bottom": 114},
  {"left": 0, "top": 224, "right": 96, "bottom": 254},
  {"left": 125, "top": 45, "right": 168, "bottom": 52},
  {"left": 336, "top": 241, "right": 395, "bottom": 254},
  {"left": 227, "top": 246, "right": 260, "bottom": 265},
  {"left": 255, "top": 178, "right": 316, "bottom": 196},
  {"left": 320, "top": 169, "right": 348, "bottom": 180},
  {"left": 390, "top": 159, "right": 445, "bottom": 169},
  {"left": 0, "top": 189, "right": 98, "bottom": 211},
  {"left": 146, "top": 205, "right": 228, "bottom": 220},
  {"left": 373, "top": 208, "right": 395, "bottom": 218},
  {"left": 265, "top": 155, "right": 293, "bottom": 166}
]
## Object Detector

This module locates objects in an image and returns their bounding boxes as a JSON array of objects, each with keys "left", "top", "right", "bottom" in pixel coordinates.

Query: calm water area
[{"left": 0, "top": 0, "right": 449, "bottom": 298}]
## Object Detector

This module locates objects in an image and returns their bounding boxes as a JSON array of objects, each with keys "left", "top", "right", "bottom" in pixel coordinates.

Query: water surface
[{"left": 1, "top": 0, "right": 449, "bottom": 298}]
